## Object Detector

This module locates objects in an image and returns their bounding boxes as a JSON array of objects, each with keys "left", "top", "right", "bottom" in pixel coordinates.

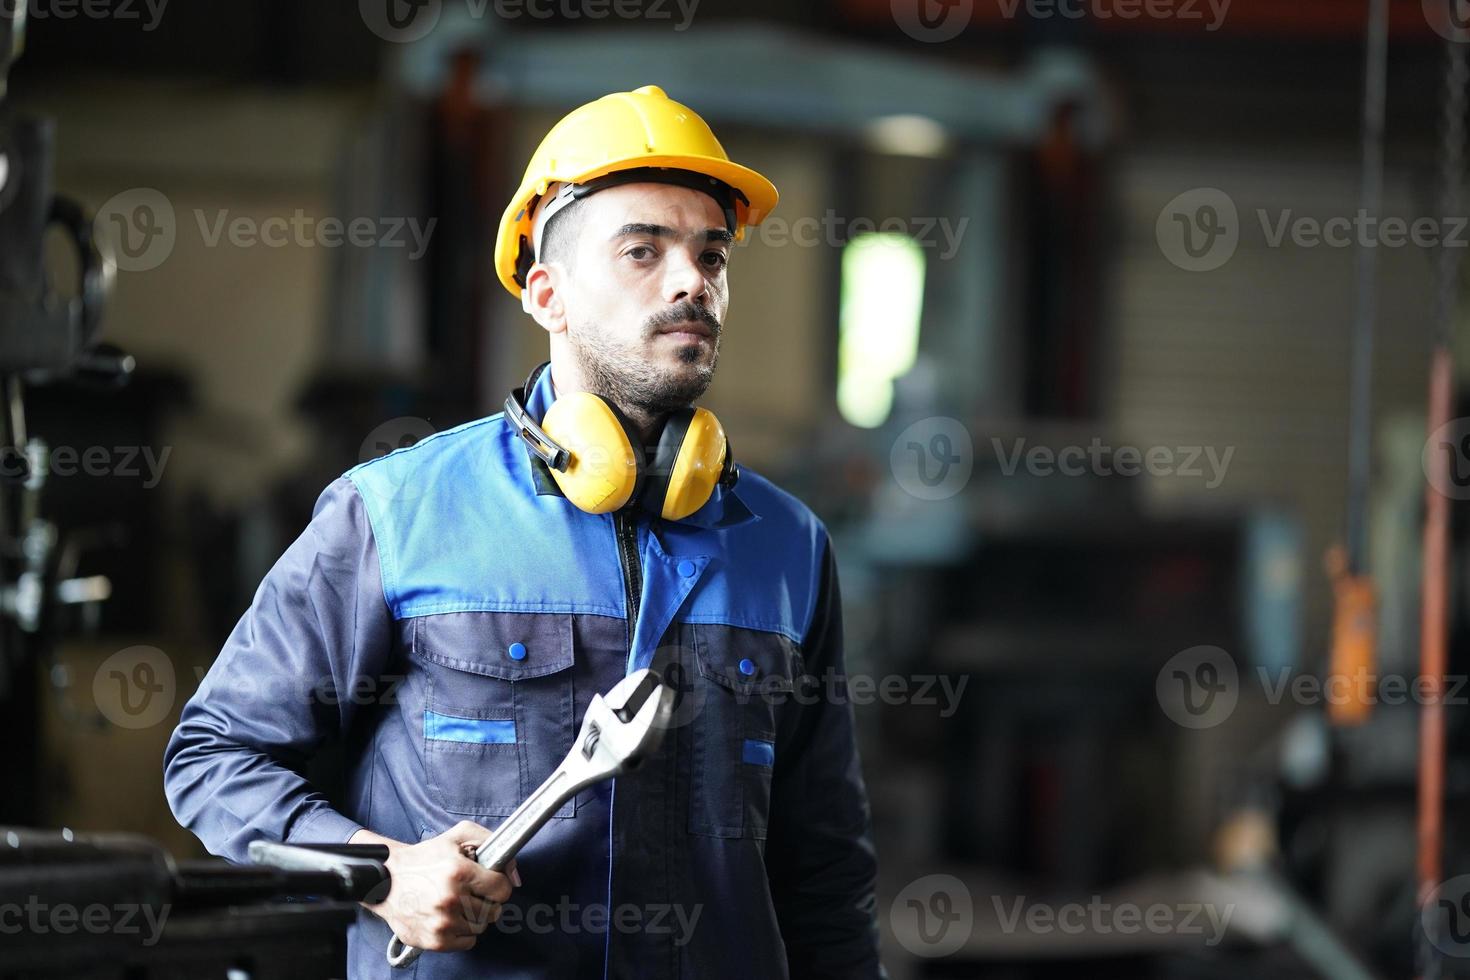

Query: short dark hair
[{"left": 538, "top": 196, "right": 586, "bottom": 270}]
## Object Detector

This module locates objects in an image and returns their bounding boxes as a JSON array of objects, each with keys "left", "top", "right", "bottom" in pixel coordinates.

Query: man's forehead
[{"left": 584, "top": 182, "right": 726, "bottom": 233}]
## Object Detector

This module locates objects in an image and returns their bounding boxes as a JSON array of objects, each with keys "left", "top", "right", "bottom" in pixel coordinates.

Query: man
[{"left": 164, "top": 83, "right": 884, "bottom": 979}]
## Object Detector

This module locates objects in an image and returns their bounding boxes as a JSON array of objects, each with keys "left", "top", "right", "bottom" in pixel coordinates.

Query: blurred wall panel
[
  {"left": 34, "top": 80, "right": 372, "bottom": 508},
  {"left": 1107, "top": 151, "right": 1437, "bottom": 662}
]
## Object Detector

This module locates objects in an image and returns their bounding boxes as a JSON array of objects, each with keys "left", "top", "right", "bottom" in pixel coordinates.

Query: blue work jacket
[{"left": 163, "top": 367, "right": 884, "bottom": 978}]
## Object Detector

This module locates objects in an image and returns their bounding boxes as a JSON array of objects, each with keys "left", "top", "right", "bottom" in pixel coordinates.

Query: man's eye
[
  {"left": 626, "top": 245, "right": 658, "bottom": 261},
  {"left": 702, "top": 251, "right": 728, "bottom": 269}
]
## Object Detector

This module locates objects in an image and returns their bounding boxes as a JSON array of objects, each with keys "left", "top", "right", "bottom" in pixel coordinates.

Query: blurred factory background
[{"left": 4, "top": 0, "right": 1470, "bottom": 976}]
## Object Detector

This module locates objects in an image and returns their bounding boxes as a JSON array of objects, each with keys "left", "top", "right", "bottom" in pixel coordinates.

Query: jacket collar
[{"left": 515, "top": 363, "right": 759, "bottom": 531}]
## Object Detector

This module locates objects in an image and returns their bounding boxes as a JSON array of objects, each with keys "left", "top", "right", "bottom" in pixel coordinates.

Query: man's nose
[{"left": 663, "top": 249, "right": 708, "bottom": 304}]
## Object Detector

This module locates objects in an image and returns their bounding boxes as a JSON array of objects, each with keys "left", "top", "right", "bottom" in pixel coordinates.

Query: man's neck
[{"left": 547, "top": 361, "right": 666, "bottom": 447}]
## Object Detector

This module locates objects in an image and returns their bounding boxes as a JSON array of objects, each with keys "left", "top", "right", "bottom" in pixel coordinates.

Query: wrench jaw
[{"left": 572, "top": 669, "right": 675, "bottom": 784}]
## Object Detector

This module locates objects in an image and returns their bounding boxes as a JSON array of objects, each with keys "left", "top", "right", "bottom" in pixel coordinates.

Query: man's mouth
[{"left": 657, "top": 321, "right": 714, "bottom": 341}]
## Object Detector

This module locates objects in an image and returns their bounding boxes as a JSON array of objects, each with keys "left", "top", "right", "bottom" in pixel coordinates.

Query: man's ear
[{"left": 522, "top": 262, "right": 567, "bottom": 335}]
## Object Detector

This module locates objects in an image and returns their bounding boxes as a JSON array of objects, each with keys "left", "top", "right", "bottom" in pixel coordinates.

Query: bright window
[{"left": 837, "top": 233, "right": 925, "bottom": 428}]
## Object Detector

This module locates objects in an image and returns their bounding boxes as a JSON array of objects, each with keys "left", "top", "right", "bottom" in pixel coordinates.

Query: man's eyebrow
[
  {"left": 611, "top": 222, "right": 671, "bottom": 240},
  {"left": 608, "top": 223, "right": 735, "bottom": 245}
]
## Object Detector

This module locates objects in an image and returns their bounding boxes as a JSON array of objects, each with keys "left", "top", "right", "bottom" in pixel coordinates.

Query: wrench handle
[
  {"left": 386, "top": 935, "right": 422, "bottom": 969},
  {"left": 387, "top": 770, "right": 584, "bottom": 969},
  {"left": 473, "top": 769, "right": 574, "bottom": 871}
]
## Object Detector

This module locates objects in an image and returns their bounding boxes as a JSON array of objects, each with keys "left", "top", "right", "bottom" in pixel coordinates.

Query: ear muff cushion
[
  {"left": 645, "top": 409, "right": 691, "bottom": 519},
  {"left": 539, "top": 391, "right": 640, "bottom": 513},
  {"left": 661, "top": 407, "right": 727, "bottom": 521}
]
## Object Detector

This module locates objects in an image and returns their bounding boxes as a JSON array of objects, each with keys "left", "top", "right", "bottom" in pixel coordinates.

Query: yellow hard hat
[{"left": 494, "top": 84, "right": 779, "bottom": 299}]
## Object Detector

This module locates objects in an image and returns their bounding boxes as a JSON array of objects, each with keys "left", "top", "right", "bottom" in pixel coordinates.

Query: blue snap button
[
  {"left": 677, "top": 560, "right": 697, "bottom": 578},
  {"left": 738, "top": 658, "right": 757, "bottom": 677},
  {"left": 508, "top": 642, "right": 527, "bottom": 661}
]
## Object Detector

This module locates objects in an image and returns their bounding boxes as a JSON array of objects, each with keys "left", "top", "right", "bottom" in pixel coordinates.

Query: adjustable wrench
[{"left": 387, "top": 667, "right": 674, "bottom": 968}]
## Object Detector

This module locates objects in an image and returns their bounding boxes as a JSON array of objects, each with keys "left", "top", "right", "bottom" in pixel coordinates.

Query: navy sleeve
[
  {"left": 163, "top": 476, "right": 392, "bottom": 862},
  {"left": 764, "top": 535, "right": 887, "bottom": 978}
]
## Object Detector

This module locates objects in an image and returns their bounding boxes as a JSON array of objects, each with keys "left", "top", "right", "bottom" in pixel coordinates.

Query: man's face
[{"left": 553, "top": 182, "right": 733, "bottom": 416}]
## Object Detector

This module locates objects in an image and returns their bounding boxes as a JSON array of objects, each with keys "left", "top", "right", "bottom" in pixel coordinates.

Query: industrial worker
[{"left": 163, "top": 84, "right": 884, "bottom": 979}]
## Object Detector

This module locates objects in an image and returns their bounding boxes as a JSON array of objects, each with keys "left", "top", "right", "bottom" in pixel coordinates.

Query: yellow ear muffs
[
  {"left": 651, "top": 407, "right": 728, "bottom": 521},
  {"left": 538, "top": 390, "right": 641, "bottom": 514}
]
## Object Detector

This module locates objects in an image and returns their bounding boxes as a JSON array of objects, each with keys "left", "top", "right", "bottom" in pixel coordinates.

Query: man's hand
[{"left": 351, "top": 822, "right": 521, "bottom": 953}]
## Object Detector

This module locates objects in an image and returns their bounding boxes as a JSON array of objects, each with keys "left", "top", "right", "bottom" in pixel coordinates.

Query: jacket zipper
[
  {"left": 614, "top": 510, "right": 642, "bottom": 651},
  {"left": 607, "top": 511, "right": 642, "bottom": 980}
]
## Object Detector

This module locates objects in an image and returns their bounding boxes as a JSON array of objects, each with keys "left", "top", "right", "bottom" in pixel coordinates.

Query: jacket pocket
[
  {"left": 686, "top": 624, "right": 798, "bottom": 840},
  {"left": 409, "top": 611, "right": 576, "bottom": 819}
]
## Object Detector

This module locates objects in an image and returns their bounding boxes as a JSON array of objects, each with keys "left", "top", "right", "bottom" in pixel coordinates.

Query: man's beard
[{"left": 565, "top": 301, "right": 722, "bottom": 422}]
